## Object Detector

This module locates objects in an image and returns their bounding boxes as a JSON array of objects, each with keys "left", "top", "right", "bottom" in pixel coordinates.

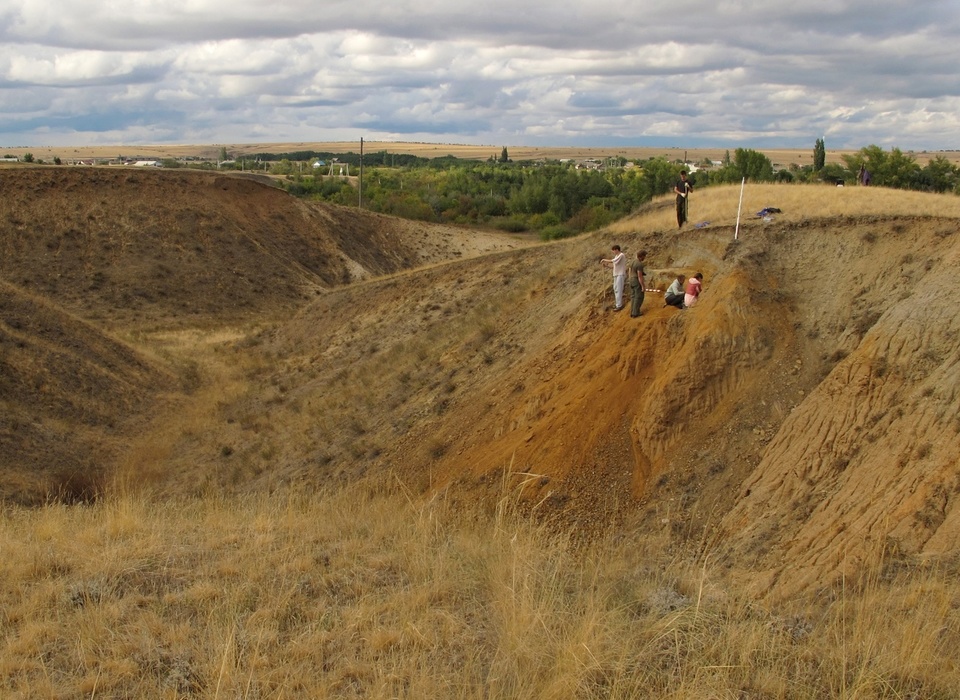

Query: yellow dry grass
[
  {"left": 609, "top": 182, "right": 960, "bottom": 236},
  {"left": 5, "top": 176, "right": 960, "bottom": 697},
  {"left": 2, "top": 482, "right": 958, "bottom": 698}
]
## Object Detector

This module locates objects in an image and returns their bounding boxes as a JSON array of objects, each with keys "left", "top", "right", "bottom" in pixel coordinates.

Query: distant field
[{"left": 7, "top": 140, "right": 960, "bottom": 166}]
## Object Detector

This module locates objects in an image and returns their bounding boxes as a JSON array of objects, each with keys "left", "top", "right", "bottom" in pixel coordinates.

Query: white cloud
[{"left": 0, "top": 0, "right": 957, "bottom": 148}]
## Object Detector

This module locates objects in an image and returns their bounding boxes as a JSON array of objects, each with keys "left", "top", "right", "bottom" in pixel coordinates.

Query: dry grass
[
  {"left": 608, "top": 183, "right": 960, "bottom": 236},
  {"left": 6, "top": 171, "right": 960, "bottom": 697},
  {"left": 2, "top": 479, "right": 958, "bottom": 699},
  {"left": 107, "top": 326, "right": 267, "bottom": 497}
]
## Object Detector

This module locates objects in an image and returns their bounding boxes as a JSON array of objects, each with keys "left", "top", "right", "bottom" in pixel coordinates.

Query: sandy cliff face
[
  {"left": 720, "top": 220, "right": 960, "bottom": 594},
  {"left": 367, "top": 210, "right": 960, "bottom": 594}
]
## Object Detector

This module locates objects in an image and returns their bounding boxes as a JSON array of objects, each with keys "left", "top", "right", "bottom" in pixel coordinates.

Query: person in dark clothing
[
  {"left": 628, "top": 250, "right": 647, "bottom": 317},
  {"left": 674, "top": 171, "right": 693, "bottom": 228}
]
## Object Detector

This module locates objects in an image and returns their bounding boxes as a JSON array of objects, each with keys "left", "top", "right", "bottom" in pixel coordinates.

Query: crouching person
[{"left": 664, "top": 274, "right": 685, "bottom": 309}]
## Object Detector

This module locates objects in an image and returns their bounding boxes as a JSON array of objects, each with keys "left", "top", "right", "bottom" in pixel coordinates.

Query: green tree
[
  {"left": 22, "top": 153, "right": 34, "bottom": 163},
  {"left": 842, "top": 145, "right": 919, "bottom": 189},
  {"left": 813, "top": 138, "right": 826, "bottom": 171},
  {"left": 734, "top": 148, "right": 774, "bottom": 181},
  {"left": 271, "top": 158, "right": 294, "bottom": 175},
  {"left": 710, "top": 149, "right": 774, "bottom": 183},
  {"left": 775, "top": 169, "right": 794, "bottom": 183},
  {"left": 637, "top": 158, "right": 677, "bottom": 201},
  {"left": 819, "top": 162, "right": 849, "bottom": 185},
  {"left": 920, "top": 155, "right": 959, "bottom": 193},
  {"left": 499, "top": 147, "right": 509, "bottom": 163},
  {"left": 883, "top": 148, "right": 921, "bottom": 189}
]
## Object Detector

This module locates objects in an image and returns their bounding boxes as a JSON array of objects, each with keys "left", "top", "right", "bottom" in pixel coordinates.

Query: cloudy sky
[{"left": 1, "top": 0, "right": 958, "bottom": 150}]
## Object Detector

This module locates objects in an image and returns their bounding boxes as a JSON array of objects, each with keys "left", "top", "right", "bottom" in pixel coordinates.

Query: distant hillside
[{"left": 0, "top": 166, "right": 525, "bottom": 329}]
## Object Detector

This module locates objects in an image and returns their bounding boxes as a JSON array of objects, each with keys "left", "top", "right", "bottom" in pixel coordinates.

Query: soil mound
[{"left": 0, "top": 166, "right": 525, "bottom": 329}]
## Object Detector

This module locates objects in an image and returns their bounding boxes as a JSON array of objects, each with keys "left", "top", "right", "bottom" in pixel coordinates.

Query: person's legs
[
  {"left": 665, "top": 293, "right": 684, "bottom": 308},
  {"left": 676, "top": 198, "right": 684, "bottom": 228},
  {"left": 613, "top": 274, "right": 625, "bottom": 309},
  {"left": 630, "top": 285, "right": 644, "bottom": 316}
]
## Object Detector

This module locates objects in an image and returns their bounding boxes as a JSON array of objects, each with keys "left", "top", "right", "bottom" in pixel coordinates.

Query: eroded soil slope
[
  {"left": 3, "top": 166, "right": 959, "bottom": 593},
  {"left": 719, "top": 214, "right": 960, "bottom": 595},
  {"left": 0, "top": 280, "right": 174, "bottom": 502},
  {"left": 0, "top": 166, "right": 527, "bottom": 500},
  {"left": 228, "top": 186, "right": 960, "bottom": 594}
]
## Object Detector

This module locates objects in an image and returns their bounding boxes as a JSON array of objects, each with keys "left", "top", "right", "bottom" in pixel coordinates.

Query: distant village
[{"left": 0, "top": 152, "right": 728, "bottom": 174}]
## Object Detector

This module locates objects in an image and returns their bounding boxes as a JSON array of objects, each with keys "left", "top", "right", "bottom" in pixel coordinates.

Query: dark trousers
[
  {"left": 665, "top": 292, "right": 684, "bottom": 308},
  {"left": 630, "top": 284, "right": 644, "bottom": 316},
  {"left": 676, "top": 196, "right": 687, "bottom": 227}
]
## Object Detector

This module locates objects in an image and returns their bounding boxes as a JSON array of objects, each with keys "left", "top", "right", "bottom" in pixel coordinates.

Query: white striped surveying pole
[{"left": 734, "top": 176, "right": 745, "bottom": 240}]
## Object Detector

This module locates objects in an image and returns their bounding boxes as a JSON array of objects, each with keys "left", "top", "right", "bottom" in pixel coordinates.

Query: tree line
[
  {"left": 67, "top": 143, "right": 948, "bottom": 239},
  {"left": 261, "top": 148, "right": 775, "bottom": 238},
  {"left": 262, "top": 145, "right": 952, "bottom": 238}
]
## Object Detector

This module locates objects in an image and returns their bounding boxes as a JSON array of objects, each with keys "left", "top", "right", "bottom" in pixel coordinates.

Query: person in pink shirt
[{"left": 684, "top": 272, "right": 703, "bottom": 308}]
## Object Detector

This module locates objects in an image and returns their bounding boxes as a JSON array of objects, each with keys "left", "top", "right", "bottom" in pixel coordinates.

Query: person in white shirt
[
  {"left": 600, "top": 245, "right": 627, "bottom": 311},
  {"left": 664, "top": 274, "right": 685, "bottom": 309}
]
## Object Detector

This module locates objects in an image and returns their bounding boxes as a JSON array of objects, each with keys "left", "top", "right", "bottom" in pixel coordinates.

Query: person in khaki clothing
[{"left": 628, "top": 250, "right": 647, "bottom": 317}]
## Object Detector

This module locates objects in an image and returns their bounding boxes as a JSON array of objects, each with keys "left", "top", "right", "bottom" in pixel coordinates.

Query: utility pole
[{"left": 359, "top": 138, "right": 363, "bottom": 208}]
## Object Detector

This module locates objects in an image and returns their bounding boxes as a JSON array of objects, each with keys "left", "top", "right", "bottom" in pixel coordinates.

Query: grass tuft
[{"left": 2, "top": 476, "right": 960, "bottom": 697}]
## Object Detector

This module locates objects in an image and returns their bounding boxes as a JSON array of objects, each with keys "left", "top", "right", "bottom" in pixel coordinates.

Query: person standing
[
  {"left": 629, "top": 250, "right": 647, "bottom": 317},
  {"left": 684, "top": 272, "right": 703, "bottom": 308},
  {"left": 600, "top": 245, "right": 627, "bottom": 311},
  {"left": 664, "top": 274, "right": 685, "bottom": 308},
  {"left": 674, "top": 171, "right": 693, "bottom": 229}
]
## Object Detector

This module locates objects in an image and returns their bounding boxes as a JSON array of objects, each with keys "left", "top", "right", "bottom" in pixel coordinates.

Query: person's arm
[{"left": 637, "top": 267, "right": 645, "bottom": 286}]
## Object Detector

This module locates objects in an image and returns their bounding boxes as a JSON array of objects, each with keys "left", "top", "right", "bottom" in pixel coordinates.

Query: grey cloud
[{"left": 0, "top": 0, "right": 958, "bottom": 149}]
